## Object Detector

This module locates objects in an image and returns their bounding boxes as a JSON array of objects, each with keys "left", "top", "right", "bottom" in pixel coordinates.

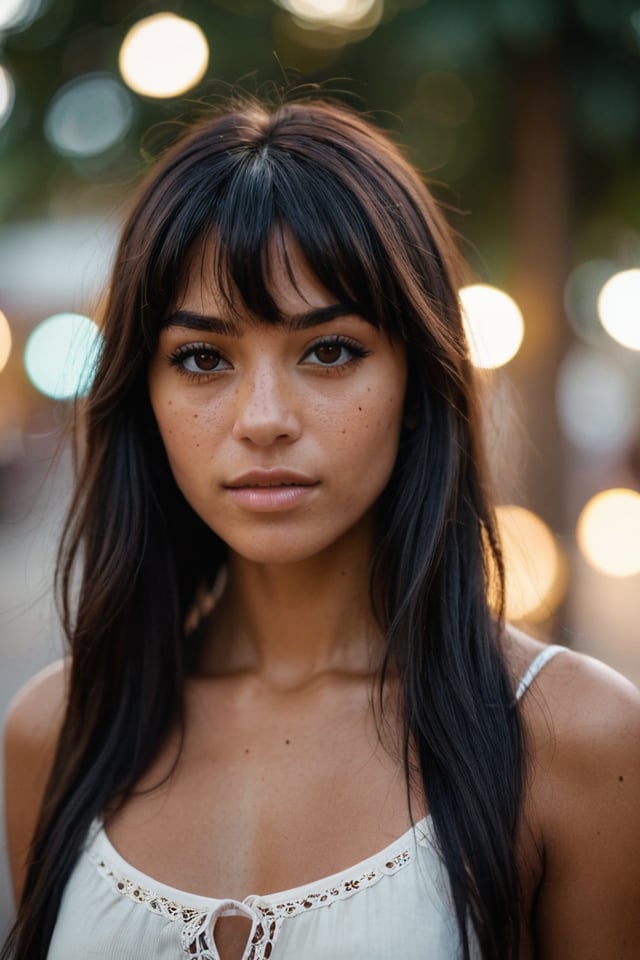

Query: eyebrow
[{"left": 162, "top": 302, "right": 364, "bottom": 336}]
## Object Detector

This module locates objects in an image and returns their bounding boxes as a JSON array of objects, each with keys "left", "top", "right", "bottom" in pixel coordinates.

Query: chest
[{"left": 106, "top": 675, "right": 416, "bottom": 902}]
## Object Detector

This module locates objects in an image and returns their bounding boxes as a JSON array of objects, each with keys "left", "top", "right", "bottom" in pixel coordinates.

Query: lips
[
  {"left": 223, "top": 470, "right": 319, "bottom": 512},
  {"left": 224, "top": 470, "right": 318, "bottom": 489}
]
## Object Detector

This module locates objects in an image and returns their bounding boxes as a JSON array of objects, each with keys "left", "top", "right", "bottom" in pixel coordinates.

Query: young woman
[{"left": 3, "top": 98, "right": 640, "bottom": 960}]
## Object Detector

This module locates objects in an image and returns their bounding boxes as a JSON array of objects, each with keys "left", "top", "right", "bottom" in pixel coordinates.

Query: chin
[
  {"left": 224, "top": 537, "right": 334, "bottom": 567},
  {"left": 215, "top": 518, "right": 371, "bottom": 569}
]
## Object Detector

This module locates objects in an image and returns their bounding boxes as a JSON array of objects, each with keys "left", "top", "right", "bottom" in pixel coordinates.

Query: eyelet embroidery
[{"left": 89, "top": 844, "right": 415, "bottom": 959}]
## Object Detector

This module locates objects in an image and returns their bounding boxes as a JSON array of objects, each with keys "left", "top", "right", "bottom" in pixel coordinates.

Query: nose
[{"left": 231, "top": 362, "right": 302, "bottom": 446}]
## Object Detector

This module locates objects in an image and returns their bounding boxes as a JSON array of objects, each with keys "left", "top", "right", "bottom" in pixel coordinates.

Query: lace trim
[
  {"left": 261, "top": 848, "right": 412, "bottom": 918},
  {"left": 88, "top": 842, "right": 415, "bottom": 959}
]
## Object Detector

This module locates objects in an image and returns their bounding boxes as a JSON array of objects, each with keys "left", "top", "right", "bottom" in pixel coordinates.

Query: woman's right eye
[{"left": 168, "top": 345, "right": 230, "bottom": 375}]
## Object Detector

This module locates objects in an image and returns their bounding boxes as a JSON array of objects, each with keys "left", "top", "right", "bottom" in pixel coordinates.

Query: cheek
[
  {"left": 151, "top": 392, "right": 225, "bottom": 472},
  {"left": 332, "top": 387, "right": 406, "bottom": 476}
]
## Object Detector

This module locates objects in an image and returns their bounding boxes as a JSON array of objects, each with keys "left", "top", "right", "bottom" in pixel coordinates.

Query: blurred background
[{"left": 1, "top": 0, "right": 639, "bottom": 928}]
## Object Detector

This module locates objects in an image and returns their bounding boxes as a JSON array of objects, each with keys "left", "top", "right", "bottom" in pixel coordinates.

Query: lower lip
[{"left": 224, "top": 484, "right": 318, "bottom": 512}]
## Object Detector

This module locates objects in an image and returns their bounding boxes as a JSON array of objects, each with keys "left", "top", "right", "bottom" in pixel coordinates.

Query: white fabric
[
  {"left": 47, "top": 645, "right": 564, "bottom": 959},
  {"left": 48, "top": 817, "right": 466, "bottom": 959}
]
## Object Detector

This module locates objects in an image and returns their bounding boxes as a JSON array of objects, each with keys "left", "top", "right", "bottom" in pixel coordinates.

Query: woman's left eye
[{"left": 303, "top": 337, "right": 368, "bottom": 368}]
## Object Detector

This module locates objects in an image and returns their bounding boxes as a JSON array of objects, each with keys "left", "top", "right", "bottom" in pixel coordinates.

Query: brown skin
[{"left": 5, "top": 244, "right": 640, "bottom": 957}]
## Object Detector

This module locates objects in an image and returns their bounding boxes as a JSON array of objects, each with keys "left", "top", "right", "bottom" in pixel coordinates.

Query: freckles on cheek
[
  {"left": 333, "top": 392, "right": 402, "bottom": 440},
  {"left": 158, "top": 402, "right": 225, "bottom": 453}
]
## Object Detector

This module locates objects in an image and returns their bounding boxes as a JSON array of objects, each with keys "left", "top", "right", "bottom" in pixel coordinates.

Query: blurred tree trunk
[{"left": 508, "top": 55, "right": 572, "bottom": 631}]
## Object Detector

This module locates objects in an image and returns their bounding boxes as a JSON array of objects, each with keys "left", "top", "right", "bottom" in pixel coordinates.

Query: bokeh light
[
  {"left": 597, "top": 268, "right": 640, "bottom": 351},
  {"left": 0, "top": 310, "right": 12, "bottom": 373},
  {"left": 0, "top": 0, "right": 43, "bottom": 31},
  {"left": 556, "top": 345, "right": 637, "bottom": 454},
  {"left": 0, "top": 65, "right": 16, "bottom": 131},
  {"left": 459, "top": 284, "right": 525, "bottom": 368},
  {"left": 577, "top": 489, "right": 640, "bottom": 577},
  {"left": 44, "top": 73, "right": 134, "bottom": 158},
  {"left": 276, "top": 0, "right": 379, "bottom": 28},
  {"left": 495, "top": 505, "right": 563, "bottom": 622},
  {"left": 24, "top": 312, "right": 102, "bottom": 400},
  {"left": 119, "top": 14, "right": 209, "bottom": 99}
]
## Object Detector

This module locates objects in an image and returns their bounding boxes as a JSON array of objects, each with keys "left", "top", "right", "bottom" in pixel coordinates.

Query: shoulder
[
  {"left": 505, "top": 625, "right": 640, "bottom": 808},
  {"left": 523, "top": 637, "right": 640, "bottom": 843},
  {"left": 4, "top": 658, "right": 68, "bottom": 755},
  {"left": 505, "top": 627, "right": 640, "bottom": 956},
  {"left": 505, "top": 625, "right": 640, "bottom": 762},
  {"left": 3, "top": 658, "right": 69, "bottom": 904}
]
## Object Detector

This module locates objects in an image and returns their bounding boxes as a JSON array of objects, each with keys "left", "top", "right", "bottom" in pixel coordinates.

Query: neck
[{"left": 199, "top": 526, "right": 383, "bottom": 691}]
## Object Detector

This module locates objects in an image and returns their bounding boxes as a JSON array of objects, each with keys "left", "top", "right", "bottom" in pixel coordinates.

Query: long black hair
[{"left": 3, "top": 97, "right": 525, "bottom": 959}]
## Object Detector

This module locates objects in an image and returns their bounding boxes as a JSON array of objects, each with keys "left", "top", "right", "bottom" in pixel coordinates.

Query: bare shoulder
[
  {"left": 505, "top": 625, "right": 640, "bottom": 754},
  {"left": 3, "top": 658, "right": 69, "bottom": 905},
  {"left": 505, "top": 624, "right": 640, "bottom": 813},
  {"left": 506, "top": 627, "right": 640, "bottom": 958},
  {"left": 5, "top": 657, "right": 68, "bottom": 736},
  {"left": 4, "top": 658, "right": 69, "bottom": 766}
]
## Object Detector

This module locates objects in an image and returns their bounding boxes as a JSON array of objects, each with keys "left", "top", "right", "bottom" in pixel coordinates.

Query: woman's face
[{"left": 148, "top": 238, "right": 408, "bottom": 566}]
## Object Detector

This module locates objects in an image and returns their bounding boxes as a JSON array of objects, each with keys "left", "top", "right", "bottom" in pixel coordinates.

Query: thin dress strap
[{"left": 515, "top": 644, "right": 565, "bottom": 702}]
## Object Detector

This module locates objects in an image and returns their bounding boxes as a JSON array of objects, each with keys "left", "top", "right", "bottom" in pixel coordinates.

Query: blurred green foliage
[{"left": 0, "top": 0, "right": 639, "bottom": 277}]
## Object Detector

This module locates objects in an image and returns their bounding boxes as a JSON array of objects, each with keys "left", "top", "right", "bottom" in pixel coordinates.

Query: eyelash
[{"left": 166, "top": 336, "right": 370, "bottom": 380}]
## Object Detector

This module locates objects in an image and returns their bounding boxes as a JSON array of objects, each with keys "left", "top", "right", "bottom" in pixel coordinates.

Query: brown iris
[
  {"left": 193, "top": 351, "right": 220, "bottom": 370},
  {"left": 314, "top": 343, "right": 341, "bottom": 364}
]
